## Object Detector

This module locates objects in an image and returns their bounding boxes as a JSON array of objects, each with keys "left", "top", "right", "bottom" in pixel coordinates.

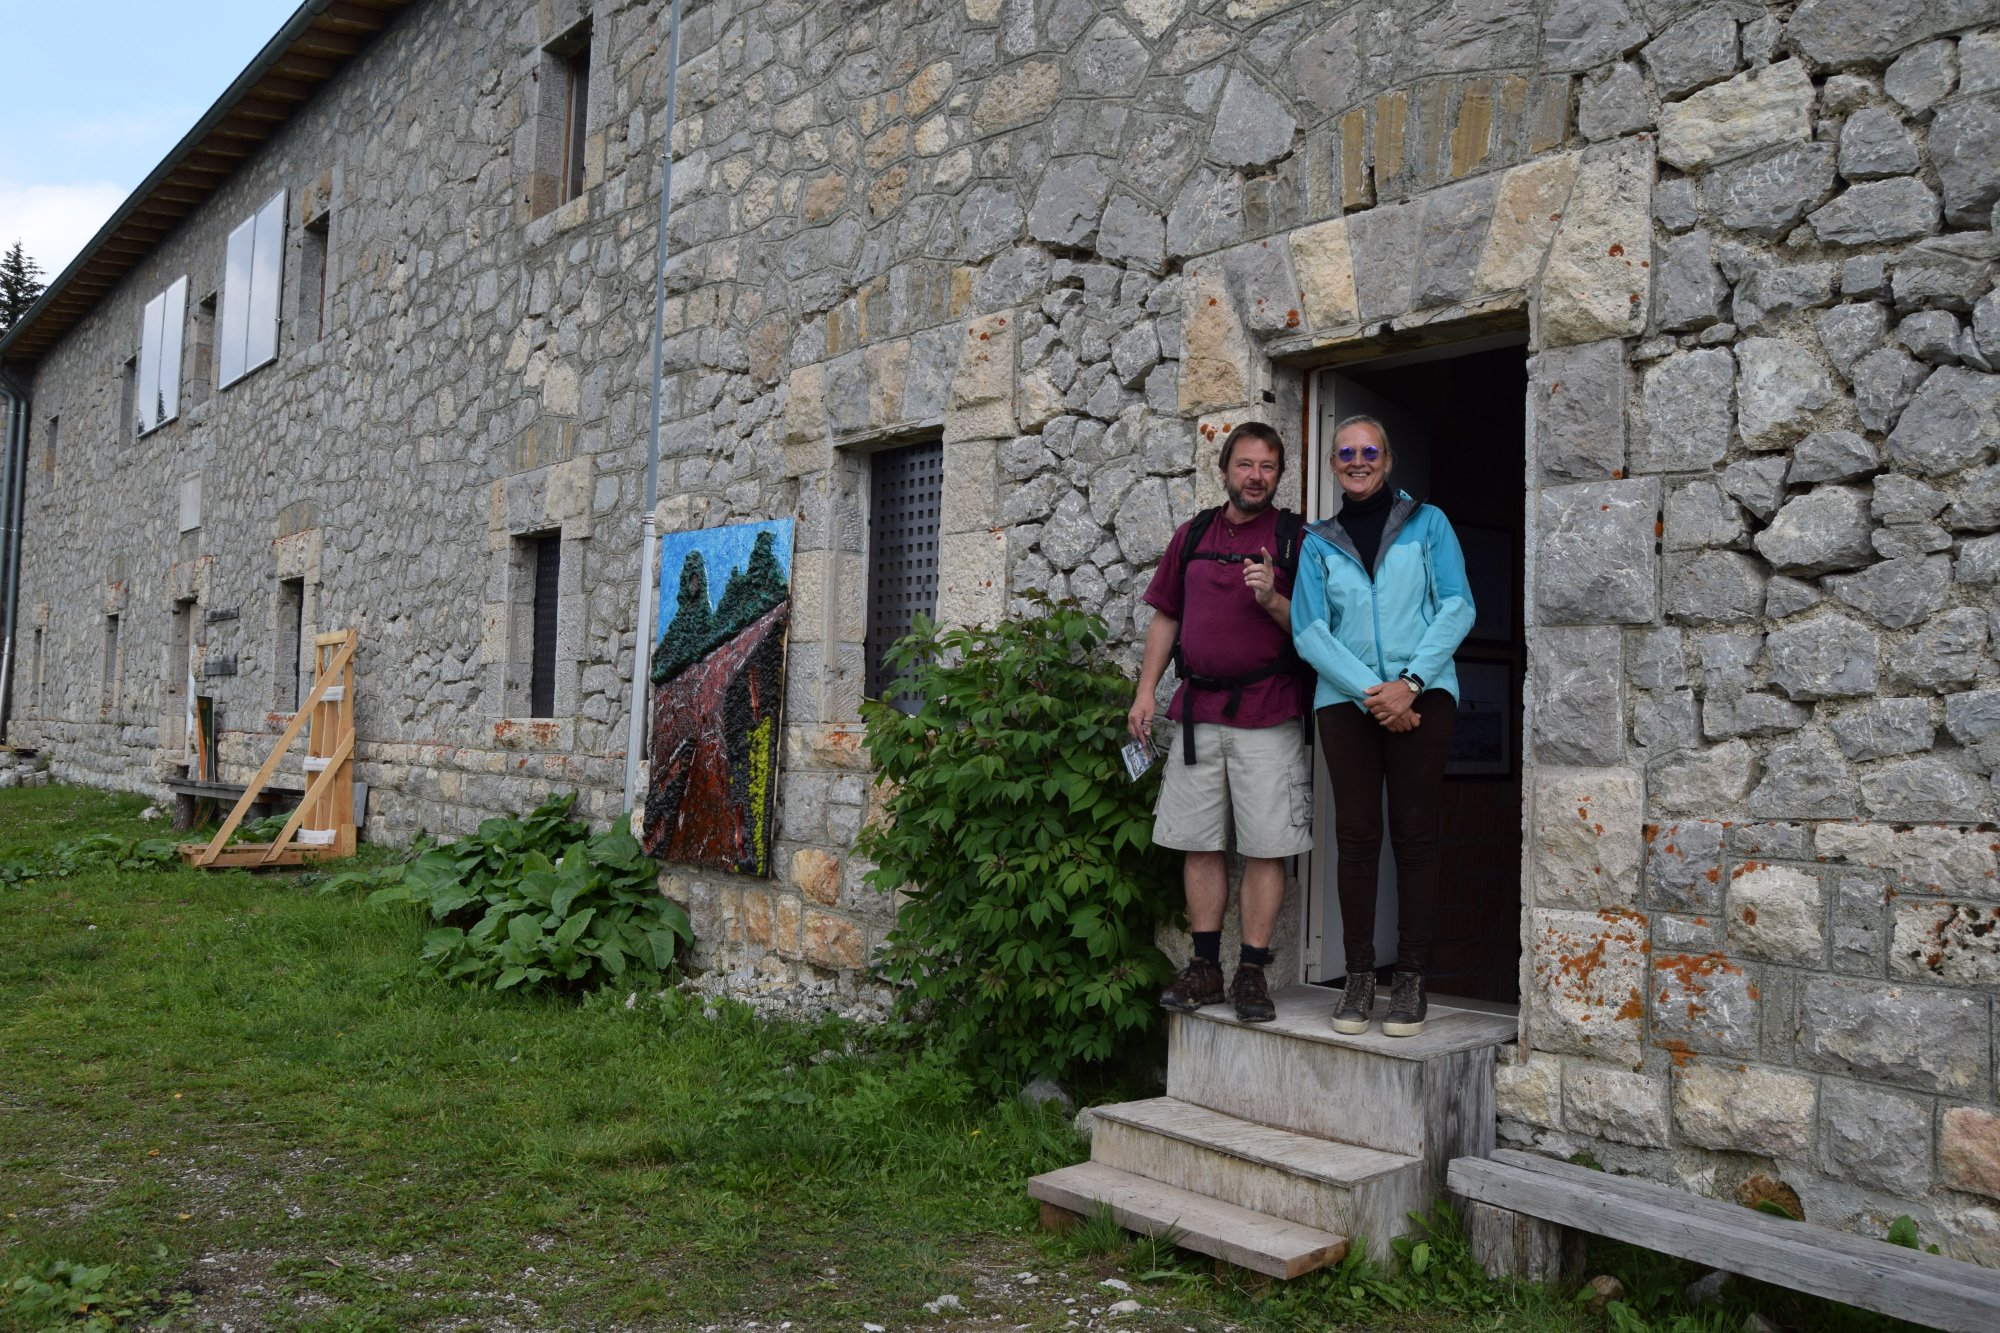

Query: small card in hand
[{"left": 1120, "top": 736, "right": 1155, "bottom": 781}]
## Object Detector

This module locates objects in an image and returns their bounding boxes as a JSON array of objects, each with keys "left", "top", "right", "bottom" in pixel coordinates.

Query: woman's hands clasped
[{"left": 1362, "top": 678, "right": 1422, "bottom": 733}]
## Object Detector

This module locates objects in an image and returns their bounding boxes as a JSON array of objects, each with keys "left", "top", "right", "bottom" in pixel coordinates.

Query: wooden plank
[
  {"left": 1095, "top": 1098, "right": 1417, "bottom": 1186},
  {"left": 1448, "top": 1153, "right": 2000, "bottom": 1333},
  {"left": 1028, "top": 1162, "right": 1348, "bottom": 1280},
  {"left": 188, "top": 637, "right": 353, "bottom": 865},
  {"left": 178, "top": 843, "right": 315, "bottom": 869},
  {"left": 258, "top": 729, "right": 353, "bottom": 863},
  {"left": 1461, "top": 1198, "right": 1585, "bottom": 1284}
]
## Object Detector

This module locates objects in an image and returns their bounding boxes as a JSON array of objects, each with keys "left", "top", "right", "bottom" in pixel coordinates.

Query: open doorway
[{"left": 1303, "top": 336, "right": 1528, "bottom": 1006}]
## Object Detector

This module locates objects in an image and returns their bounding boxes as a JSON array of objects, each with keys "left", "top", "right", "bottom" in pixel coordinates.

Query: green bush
[
  {"left": 348, "top": 793, "right": 690, "bottom": 992},
  {"left": 858, "top": 596, "right": 1180, "bottom": 1093},
  {"left": 0, "top": 833, "right": 177, "bottom": 887}
]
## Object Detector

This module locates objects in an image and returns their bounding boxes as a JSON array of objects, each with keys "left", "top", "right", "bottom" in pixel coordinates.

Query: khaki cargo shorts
[{"left": 1152, "top": 719, "right": 1314, "bottom": 859}]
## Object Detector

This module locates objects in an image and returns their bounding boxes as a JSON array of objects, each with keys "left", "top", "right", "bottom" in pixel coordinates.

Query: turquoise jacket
[{"left": 1291, "top": 491, "right": 1476, "bottom": 711}]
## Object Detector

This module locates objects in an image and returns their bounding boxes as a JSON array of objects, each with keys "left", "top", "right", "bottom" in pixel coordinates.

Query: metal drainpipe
[
  {"left": 622, "top": 0, "right": 684, "bottom": 817},
  {"left": 0, "top": 365, "right": 30, "bottom": 742}
]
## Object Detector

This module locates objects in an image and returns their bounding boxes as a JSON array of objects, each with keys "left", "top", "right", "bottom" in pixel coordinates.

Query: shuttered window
[
  {"left": 219, "top": 190, "right": 286, "bottom": 388},
  {"left": 136, "top": 277, "right": 187, "bottom": 434},
  {"left": 866, "top": 441, "right": 942, "bottom": 713},
  {"left": 530, "top": 533, "right": 561, "bottom": 718}
]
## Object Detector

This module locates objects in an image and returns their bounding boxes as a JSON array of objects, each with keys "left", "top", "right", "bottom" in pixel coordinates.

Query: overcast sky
[{"left": 0, "top": 0, "right": 301, "bottom": 283}]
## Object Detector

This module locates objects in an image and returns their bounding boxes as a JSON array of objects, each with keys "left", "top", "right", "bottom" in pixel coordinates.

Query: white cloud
[{"left": 0, "top": 179, "right": 131, "bottom": 284}]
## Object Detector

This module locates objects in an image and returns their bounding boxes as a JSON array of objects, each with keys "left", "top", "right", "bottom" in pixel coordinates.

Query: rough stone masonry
[{"left": 7, "top": 0, "right": 2000, "bottom": 1264}]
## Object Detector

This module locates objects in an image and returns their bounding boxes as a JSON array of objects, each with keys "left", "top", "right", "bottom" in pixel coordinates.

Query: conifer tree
[{"left": 0, "top": 241, "right": 45, "bottom": 332}]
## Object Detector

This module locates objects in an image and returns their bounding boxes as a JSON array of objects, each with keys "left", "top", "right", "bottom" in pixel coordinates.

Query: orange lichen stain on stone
[
  {"left": 1614, "top": 988, "right": 1645, "bottom": 1022},
  {"left": 1612, "top": 468, "right": 1624, "bottom": 478},
  {"left": 1643, "top": 824, "right": 1659, "bottom": 844},
  {"left": 1732, "top": 861, "right": 1763, "bottom": 879},
  {"left": 1594, "top": 823, "right": 1606, "bottom": 835},
  {"left": 1747, "top": 984, "right": 1760, "bottom": 1001},
  {"left": 1286, "top": 309, "right": 1301, "bottom": 328},
  {"left": 1208, "top": 296, "right": 1219, "bottom": 306},
  {"left": 1742, "top": 906, "right": 1758, "bottom": 925},
  {"left": 1705, "top": 867, "right": 1721, "bottom": 883},
  {"left": 1658, "top": 1037, "right": 1696, "bottom": 1068},
  {"left": 1654, "top": 519, "right": 1664, "bottom": 536},
  {"left": 1608, "top": 243, "right": 1625, "bottom": 257}
]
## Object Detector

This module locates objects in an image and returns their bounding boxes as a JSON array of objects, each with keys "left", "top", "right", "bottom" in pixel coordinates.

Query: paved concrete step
[
  {"left": 1028, "top": 1161, "right": 1350, "bottom": 1280},
  {"left": 1090, "top": 1097, "right": 1424, "bottom": 1260},
  {"left": 1168, "top": 985, "right": 1515, "bottom": 1185}
]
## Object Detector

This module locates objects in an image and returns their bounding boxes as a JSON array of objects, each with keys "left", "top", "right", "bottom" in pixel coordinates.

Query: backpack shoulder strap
[
  {"left": 1178, "top": 507, "right": 1221, "bottom": 574},
  {"left": 1274, "top": 510, "right": 1304, "bottom": 576}
]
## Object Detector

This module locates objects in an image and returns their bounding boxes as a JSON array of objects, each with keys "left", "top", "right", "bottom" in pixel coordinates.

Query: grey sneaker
[
  {"left": 1160, "top": 956, "right": 1225, "bottom": 1012},
  {"left": 1229, "top": 963, "right": 1276, "bottom": 1023},
  {"left": 1383, "top": 971, "right": 1428, "bottom": 1038},
  {"left": 1330, "top": 971, "right": 1375, "bottom": 1034}
]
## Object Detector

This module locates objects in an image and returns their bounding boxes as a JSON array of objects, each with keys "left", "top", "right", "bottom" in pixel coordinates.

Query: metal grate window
[
  {"left": 866, "top": 441, "right": 942, "bottom": 713},
  {"left": 530, "top": 532, "right": 561, "bottom": 718}
]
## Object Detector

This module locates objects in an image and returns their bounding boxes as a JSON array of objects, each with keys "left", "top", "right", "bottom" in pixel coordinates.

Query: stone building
[{"left": 4, "top": 0, "right": 2000, "bottom": 1265}]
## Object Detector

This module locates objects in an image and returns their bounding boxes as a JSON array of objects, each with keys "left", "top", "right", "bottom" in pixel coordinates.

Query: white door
[{"left": 1302, "top": 369, "right": 1434, "bottom": 983}]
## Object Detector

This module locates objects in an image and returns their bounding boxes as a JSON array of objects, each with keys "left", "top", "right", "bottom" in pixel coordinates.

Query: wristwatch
[{"left": 1397, "top": 669, "right": 1424, "bottom": 694}]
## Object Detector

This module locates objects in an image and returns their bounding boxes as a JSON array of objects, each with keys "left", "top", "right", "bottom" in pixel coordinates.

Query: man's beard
[{"left": 1225, "top": 481, "right": 1274, "bottom": 515}]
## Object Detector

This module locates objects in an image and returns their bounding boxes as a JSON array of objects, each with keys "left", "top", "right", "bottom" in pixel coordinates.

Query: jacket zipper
[{"left": 1316, "top": 498, "right": 1418, "bottom": 683}]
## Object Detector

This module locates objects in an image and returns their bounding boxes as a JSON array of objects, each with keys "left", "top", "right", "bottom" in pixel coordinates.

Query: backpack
[{"left": 1169, "top": 507, "right": 1311, "bottom": 764}]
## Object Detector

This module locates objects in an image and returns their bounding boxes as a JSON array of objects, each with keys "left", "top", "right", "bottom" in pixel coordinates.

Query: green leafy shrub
[
  {"left": 0, "top": 833, "right": 177, "bottom": 887},
  {"left": 858, "top": 595, "right": 1179, "bottom": 1092},
  {"left": 351, "top": 793, "right": 690, "bottom": 992},
  {"left": 2, "top": 1255, "right": 189, "bottom": 1330}
]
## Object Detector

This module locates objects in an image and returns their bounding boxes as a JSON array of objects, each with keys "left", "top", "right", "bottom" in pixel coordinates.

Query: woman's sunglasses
[{"left": 1335, "top": 445, "right": 1382, "bottom": 462}]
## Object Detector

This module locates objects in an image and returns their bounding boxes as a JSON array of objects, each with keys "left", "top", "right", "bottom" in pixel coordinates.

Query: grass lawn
[{"left": 0, "top": 783, "right": 1927, "bottom": 1333}]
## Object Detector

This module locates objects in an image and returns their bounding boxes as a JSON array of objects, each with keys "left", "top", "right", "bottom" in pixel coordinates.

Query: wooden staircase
[{"left": 1029, "top": 983, "right": 1517, "bottom": 1278}]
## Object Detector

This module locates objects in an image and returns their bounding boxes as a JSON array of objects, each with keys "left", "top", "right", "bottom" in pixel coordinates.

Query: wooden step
[
  {"left": 1167, "top": 985, "right": 1516, "bottom": 1188},
  {"left": 1090, "top": 1097, "right": 1423, "bottom": 1260},
  {"left": 1028, "top": 1161, "right": 1350, "bottom": 1279}
]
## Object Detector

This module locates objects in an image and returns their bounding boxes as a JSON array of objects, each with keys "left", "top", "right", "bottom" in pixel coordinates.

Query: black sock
[
  {"left": 1193, "top": 931, "right": 1221, "bottom": 965},
  {"left": 1239, "top": 943, "right": 1271, "bottom": 969}
]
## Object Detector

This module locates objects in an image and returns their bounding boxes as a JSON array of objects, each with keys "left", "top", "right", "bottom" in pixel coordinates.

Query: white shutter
[
  {"left": 218, "top": 215, "right": 254, "bottom": 387},
  {"left": 158, "top": 277, "right": 186, "bottom": 426},
  {"left": 137, "top": 290, "right": 165, "bottom": 434}
]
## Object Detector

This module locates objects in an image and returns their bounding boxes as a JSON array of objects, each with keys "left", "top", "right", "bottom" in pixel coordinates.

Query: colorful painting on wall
[{"left": 642, "top": 519, "right": 793, "bottom": 876}]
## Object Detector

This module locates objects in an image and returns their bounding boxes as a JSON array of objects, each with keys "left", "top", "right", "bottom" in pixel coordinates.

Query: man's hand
[
  {"left": 1129, "top": 692, "right": 1155, "bottom": 741},
  {"left": 1244, "top": 548, "right": 1278, "bottom": 609},
  {"left": 1363, "top": 677, "right": 1420, "bottom": 728}
]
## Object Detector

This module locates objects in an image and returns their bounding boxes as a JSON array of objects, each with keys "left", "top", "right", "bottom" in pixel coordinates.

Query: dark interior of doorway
[{"left": 1336, "top": 344, "right": 1527, "bottom": 1005}]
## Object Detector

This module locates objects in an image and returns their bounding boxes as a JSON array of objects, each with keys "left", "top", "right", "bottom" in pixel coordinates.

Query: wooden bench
[{"left": 1449, "top": 1149, "right": 2000, "bottom": 1332}]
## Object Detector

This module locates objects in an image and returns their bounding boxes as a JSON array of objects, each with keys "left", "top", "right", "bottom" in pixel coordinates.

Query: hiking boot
[
  {"left": 1229, "top": 963, "right": 1276, "bottom": 1023},
  {"left": 1383, "top": 971, "right": 1428, "bottom": 1038},
  {"left": 1330, "top": 970, "right": 1375, "bottom": 1035},
  {"left": 1159, "top": 956, "right": 1225, "bottom": 1012}
]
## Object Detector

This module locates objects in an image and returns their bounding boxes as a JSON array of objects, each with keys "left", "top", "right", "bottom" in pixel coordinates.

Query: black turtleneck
[{"left": 1338, "top": 485, "right": 1397, "bottom": 574}]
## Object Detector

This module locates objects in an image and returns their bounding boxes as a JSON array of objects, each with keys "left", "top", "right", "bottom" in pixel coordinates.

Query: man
[{"left": 1128, "top": 422, "right": 1313, "bottom": 1023}]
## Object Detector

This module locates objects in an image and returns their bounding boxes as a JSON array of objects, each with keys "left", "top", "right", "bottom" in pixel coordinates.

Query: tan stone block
[
  {"left": 1538, "top": 138, "right": 1652, "bottom": 348},
  {"left": 1017, "top": 371, "right": 1065, "bottom": 431},
  {"left": 1672, "top": 1061, "right": 1816, "bottom": 1158},
  {"left": 940, "top": 438, "right": 999, "bottom": 534},
  {"left": 1414, "top": 80, "right": 1449, "bottom": 186},
  {"left": 740, "top": 886, "right": 774, "bottom": 947},
  {"left": 914, "top": 116, "right": 951, "bottom": 157},
  {"left": 1450, "top": 78, "right": 1495, "bottom": 179},
  {"left": 1727, "top": 863, "right": 1826, "bottom": 966},
  {"left": 937, "top": 529, "right": 1007, "bottom": 629},
  {"left": 864, "top": 124, "right": 908, "bottom": 172},
  {"left": 1496, "top": 1056, "right": 1562, "bottom": 1128},
  {"left": 907, "top": 60, "right": 954, "bottom": 118},
  {"left": 803, "top": 909, "right": 867, "bottom": 969},
  {"left": 868, "top": 164, "right": 909, "bottom": 220},
  {"left": 945, "top": 314, "right": 1016, "bottom": 444},
  {"left": 1179, "top": 269, "right": 1251, "bottom": 414},
  {"left": 785, "top": 364, "right": 827, "bottom": 447},
  {"left": 792, "top": 848, "right": 842, "bottom": 905},
  {"left": 972, "top": 61, "right": 1061, "bottom": 134},
  {"left": 1289, "top": 218, "right": 1359, "bottom": 329},
  {"left": 1373, "top": 90, "right": 1408, "bottom": 192},
  {"left": 1476, "top": 153, "right": 1579, "bottom": 295},
  {"left": 865, "top": 338, "right": 911, "bottom": 429},
  {"left": 1563, "top": 1059, "right": 1669, "bottom": 1147},
  {"left": 1528, "top": 76, "right": 1572, "bottom": 155},
  {"left": 1893, "top": 901, "right": 2000, "bottom": 986},
  {"left": 1532, "top": 768, "right": 1644, "bottom": 911},
  {"left": 773, "top": 894, "right": 804, "bottom": 958},
  {"left": 1527, "top": 907, "right": 1648, "bottom": 1064},
  {"left": 1121, "top": 0, "right": 1184, "bottom": 40},
  {"left": 1944, "top": 1107, "right": 2000, "bottom": 1201},
  {"left": 803, "top": 173, "right": 846, "bottom": 224},
  {"left": 965, "top": 0, "right": 1000, "bottom": 20},
  {"left": 1339, "top": 107, "right": 1372, "bottom": 210}
]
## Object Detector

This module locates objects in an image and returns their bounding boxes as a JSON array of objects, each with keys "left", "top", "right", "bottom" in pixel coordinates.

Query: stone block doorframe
[{"left": 1301, "top": 335, "right": 1530, "bottom": 1005}]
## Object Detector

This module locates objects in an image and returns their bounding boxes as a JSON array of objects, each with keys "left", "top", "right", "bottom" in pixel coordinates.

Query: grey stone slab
[
  {"left": 1959, "top": 533, "right": 2000, "bottom": 585},
  {"left": 1849, "top": 346, "right": 1931, "bottom": 433},
  {"left": 1841, "top": 252, "right": 1891, "bottom": 300},
  {"left": 1665, "top": 551, "right": 1767, "bottom": 626},
  {"left": 1209, "top": 72, "right": 1297, "bottom": 170},
  {"left": 1886, "top": 608, "right": 1992, "bottom": 691},
  {"left": 1733, "top": 263, "right": 1838, "bottom": 332},
  {"left": 1644, "top": 7, "right": 1739, "bottom": 100},
  {"left": 1075, "top": 16, "right": 1151, "bottom": 96},
  {"left": 1824, "top": 555, "right": 1951, "bottom": 628},
  {"left": 1165, "top": 167, "right": 1244, "bottom": 260},
  {"left": 1629, "top": 628, "right": 1686, "bottom": 690},
  {"left": 1027, "top": 156, "right": 1113, "bottom": 247},
  {"left": 1788, "top": 430, "right": 1880, "bottom": 485},
  {"left": 1653, "top": 229, "right": 1726, "bottom": 332},
  {"left": 1788, "top": 0, "right": 1982, "bottom": 68},
  {"left": 1898, "top": 310, "right": 1967, "bottom": 366},
  {"left": 1536, "top": 340, "right": 1627, "bottom": 481},
  {"left": 1532, "top": 626, "right": 1624, "bottom": 765},
  {"left": 1947, "top": 463, "right": 2000, "bottom": 530},
  {"left": 1663, "top": 479, "right": 1747, "bottom": 551},
  {"left": 1873, "top": 473, "right": 1950, "bottom": 523},
  {"left": 1347, "top": 202, "right": 1420, "bottom": 324},
  {"left": 1097, "top": 193, "right": 1165, "bottom": 273},
  {"left": 1766, "top": 575, "right": 1824, "bottom": 618},
  {"left": 1815, "top": 302, "right": 1890, "bottom": 380},
  {"left": 1820, "top": 1079, "right": 1934, "bottom": 1196},
  {"left": 1887, "top": 366, "right": 2000, "bottom": 478},
  {"left": 1768, "top": 612, "right": 1881, "bottom": 700},
  {"left": 1721, "top": 455, "right": 1789, "bottom": 520},
  {"left": 1655, "top": 176, "right": 1701, "bottom": 233},
  {"left": 1736, "top": 337, "right": 1837, "bottom": 449},
  {"left": 1808, "top": 178, "right": 1941, "bottom": 247},
  {"left": 1636, "top": 348, "right": 1733, "bottom": 471},
  {"left": 1892, "top": 232, "right": 2000, "bottom": 314},
  {"left": 1579, "top": 62, "right": 1651, "bottom": 141},
  {"left": 1750, "top": 730, "right": 1858, "bottom": 817},
  {"left": 1829, "top": 697, "right": 1937, "bottom": 760},
  {"left": 1837, "top": 108, "right": 1919, "bottom": 181},
  {"left": 1413, "top": 176, "right": 1498, "bottom": 310},
  {"left": 1884, "top": 39, "right": 1958, "bottom": 116},
  {"left": 1634, "top": 688, "right": 1701, "bottom": 750},
  {"left": 1861, "top": 755, "right": 1991, "bottom": 820},
  {"left": 1542, "top": 0, "right": 1647, "bottom": 73},
  {"left": 1645, "top": 819, "right": 1724, "bottom": 914},
  {"left": 1753, "top": 485, "right": 1875, "bottom": 575},
  {"left": 1537, "top": 479, "right": 1661, "bottom": 625},
  {"left": 1704, "top": 689, "right": 1811, "bottom": 738},
  {"left": 1931, "top": 94, "right": 2000, "bottom": 226},
  {"left": 1710, "top": 142, "right": 1838, "bottom": 237}
]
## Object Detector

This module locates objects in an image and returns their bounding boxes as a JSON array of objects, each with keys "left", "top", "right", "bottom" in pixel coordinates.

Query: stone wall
[
  {"left": 9, "top": 0, "right": 676, "bottom": 836},
  {"left": 11, "top": 0, "right": 2000, "bottom": 1262}
]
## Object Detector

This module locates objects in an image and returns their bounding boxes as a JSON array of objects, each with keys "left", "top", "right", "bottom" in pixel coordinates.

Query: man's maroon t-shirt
[{"left": 1141, "top": 506, "right": 1308, "bottom": 728}]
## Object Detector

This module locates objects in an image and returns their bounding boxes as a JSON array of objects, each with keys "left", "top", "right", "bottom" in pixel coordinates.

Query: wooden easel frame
[{"left": 180, "top": 629, "right": 357, "bottom": 869}]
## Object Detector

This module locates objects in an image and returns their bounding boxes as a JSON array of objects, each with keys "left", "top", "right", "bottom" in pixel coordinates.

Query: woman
[{"left": 1290, "top": 414, "right": 1474, "bottom": 1038}]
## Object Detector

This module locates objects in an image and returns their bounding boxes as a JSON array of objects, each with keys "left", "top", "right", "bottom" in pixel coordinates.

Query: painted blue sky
[
  {"left": 655, "top": 520, "right": 794, "bottom": 641},
  {"left": 0, "top": 1, "right": 300, "bottom": 281}
]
